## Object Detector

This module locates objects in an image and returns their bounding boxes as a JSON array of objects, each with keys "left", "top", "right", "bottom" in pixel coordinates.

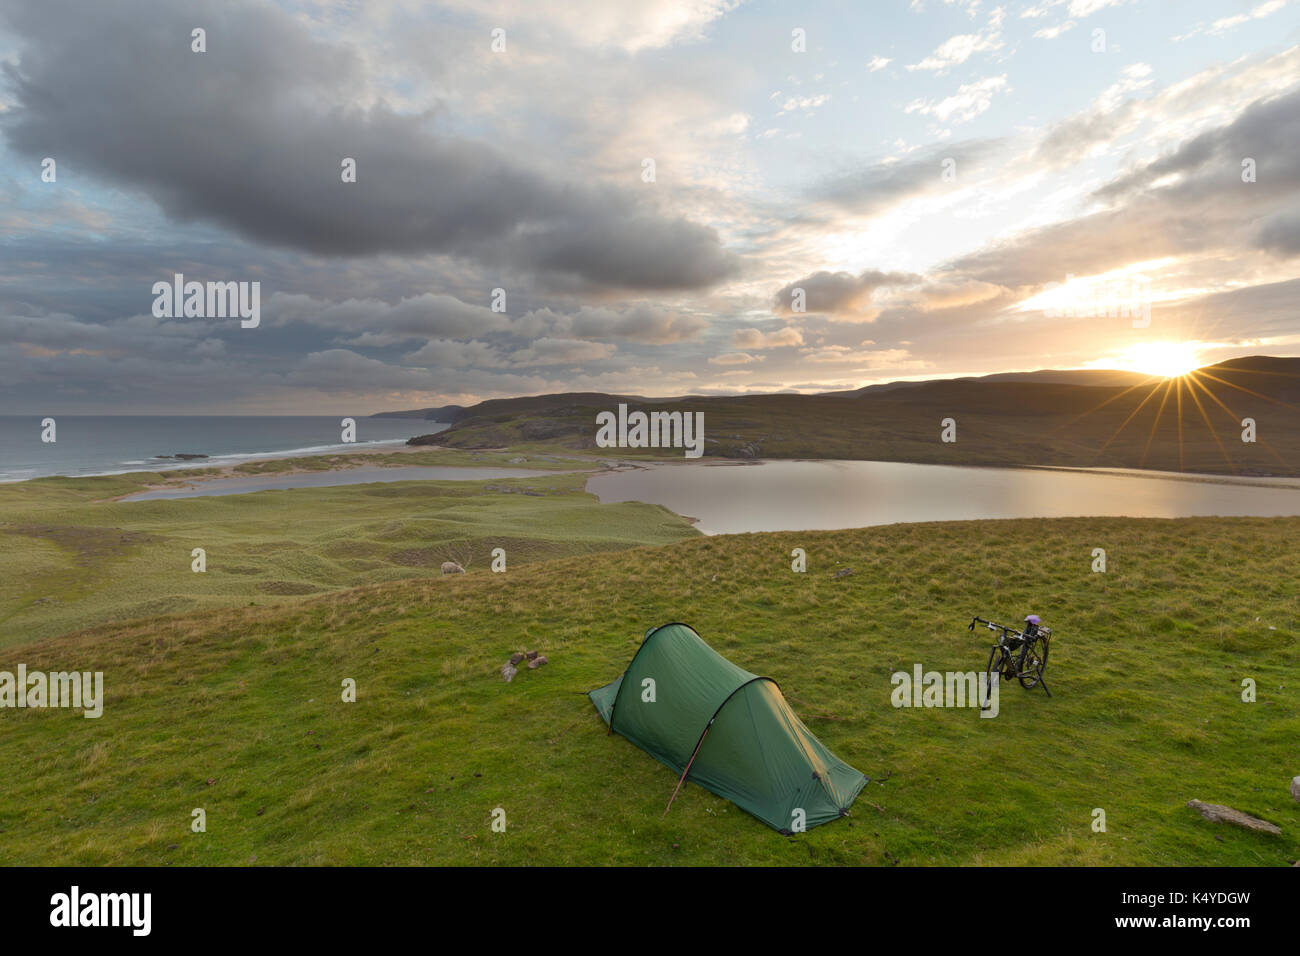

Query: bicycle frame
[{"left": 969, "top": 616, "right": 1052, "bottom": 698}]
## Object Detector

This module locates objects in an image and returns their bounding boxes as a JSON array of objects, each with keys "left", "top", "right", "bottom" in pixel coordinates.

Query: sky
[{"left": 1, "top": 0, "right": 1298, "bottom": 413}]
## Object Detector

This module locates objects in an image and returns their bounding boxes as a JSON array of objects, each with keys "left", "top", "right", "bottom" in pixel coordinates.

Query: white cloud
[
  {"left": 1034, "top": 19, "right": 1077, "bottom": 39},
  {"left": 777, "top": 93, "right": 831, "bottom": 115},
  {"left": 905, "top": 74, "right": 1009, "bottom": 123},
  {"left": 732, "top": 326, "right": 805, "bottom": 348},
  {"left": 1173, "top": 0, "right": 1288, "bottom": 41},
  {"left": 907, "top": 5, "right": 1005, "bottom": 72}
]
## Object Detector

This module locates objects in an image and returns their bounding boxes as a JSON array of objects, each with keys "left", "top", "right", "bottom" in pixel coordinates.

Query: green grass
[
  {"left": 0, "top": 468, "right": 695, "bottom": 646},
  {"left": 1, "top": 514, "right": 1295, "bottom": 865}
]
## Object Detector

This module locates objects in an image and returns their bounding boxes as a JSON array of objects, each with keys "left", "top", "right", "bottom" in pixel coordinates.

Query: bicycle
[{"left": 969, "top": 614, "right": 1052, "bottom": 705}]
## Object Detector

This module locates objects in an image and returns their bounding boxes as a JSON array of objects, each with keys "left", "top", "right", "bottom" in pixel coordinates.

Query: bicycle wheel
[
  {"left": 1018, "top": 636, "right": 1049, "bottom": 689},
  {"left": 983, "top": 646, "right": 1005, "bottom": 707}
]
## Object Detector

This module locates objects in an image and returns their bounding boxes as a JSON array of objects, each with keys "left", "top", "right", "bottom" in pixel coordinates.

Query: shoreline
[
  {"left": 14, "top": 440, "right": 1299, "bottom": 501},
  {"left": 109, "top": 444, "right": 619, "bottom": 501}
]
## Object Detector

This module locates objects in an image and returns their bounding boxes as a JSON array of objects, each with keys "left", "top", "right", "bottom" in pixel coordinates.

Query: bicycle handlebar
[
  {"left": 968, "top": 614, "right": 1050, "bottom": 640},
  {"left": 969, "top": 615, "right": 1019, "bottom": 636}
]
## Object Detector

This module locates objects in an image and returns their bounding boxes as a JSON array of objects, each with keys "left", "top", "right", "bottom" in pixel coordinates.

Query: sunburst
[
  {"left": 1107, "top": 341, "right": 1204, "bottom": 379},
  {"left": 1055, "top": 353, "right": 1296, "bottom": 474}
]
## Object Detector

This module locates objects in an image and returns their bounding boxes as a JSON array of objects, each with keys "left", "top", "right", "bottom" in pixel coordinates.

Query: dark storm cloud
[{"left": 0, "top": 0, "right": 736, "bottom": 292}]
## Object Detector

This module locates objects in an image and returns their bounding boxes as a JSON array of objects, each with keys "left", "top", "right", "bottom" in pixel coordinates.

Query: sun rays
[{"left": 1067, "top": 360, "right": 1296, "bottom": 473}]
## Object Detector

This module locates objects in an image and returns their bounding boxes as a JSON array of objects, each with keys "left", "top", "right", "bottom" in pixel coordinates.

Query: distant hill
[
  {"left": 372, "top": 404, "right": 469, "bottom": 422},
  {"left": 380, "top": 357, "right": 1300, "bottom": 476},
  {"left": 829, "top": 367, "right": 1159, "bottom": 396}
]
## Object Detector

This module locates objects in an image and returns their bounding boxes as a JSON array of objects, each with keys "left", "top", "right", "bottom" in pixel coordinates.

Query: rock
[
  {"left": 1185, "top": 799, "right": 1281, "bottom": 835},
  {"left": 500, "top": 663, "right": 517, "bottom": 683},
  {"left": 441, "top": 561, "right": 465, "bottom": 575},
  {"left": 1291, "top": 776, "right": 1300, "bottom": 802},
  {"left": 525, "top": 650, "right": 540, "bottom": 660},
  {"left": 528, "top": 655, "right": 548, "bottom": 669},
  {"left": 724, "top": 440, "right": 763, "bottom": 458},
  {"left": 831, "top": 567, "right": 854, "bottom": 579},
  {"left": 509, "top": 652, "right": 525, "bottom": 666}
]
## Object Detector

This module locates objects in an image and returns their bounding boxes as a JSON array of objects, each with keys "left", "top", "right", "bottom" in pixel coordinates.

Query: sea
[{"left": 0, "top": 416, "right": 448, "bottom": 481}]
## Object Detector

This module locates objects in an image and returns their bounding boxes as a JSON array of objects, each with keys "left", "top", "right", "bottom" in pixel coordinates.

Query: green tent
[{"left": 590, "top": 622, "right": 867, "bottom": 833}]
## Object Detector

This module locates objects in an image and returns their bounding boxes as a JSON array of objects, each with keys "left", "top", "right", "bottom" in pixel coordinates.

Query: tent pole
[{"left": 663, "top": 718, "right": 714, "bottom": 816}]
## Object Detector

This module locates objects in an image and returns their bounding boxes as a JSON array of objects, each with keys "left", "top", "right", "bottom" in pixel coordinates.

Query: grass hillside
[
  {"left": 0, "top": 466, "right": 694, "bottom": 647},
  {"left": 423, "top": 358, "right": 1300, "bottom": 477},
  {"left": 2, "top": 515, "right": 1296, "bottom": 865}
]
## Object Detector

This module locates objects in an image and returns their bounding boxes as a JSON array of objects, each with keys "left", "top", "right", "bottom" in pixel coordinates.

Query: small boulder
[
  {"left": 527, "top": 655, "right": 548, "bottom": 670},
  {"left": 1291, "top": 776, "right": 1300, "bottom": 802},
  {"left": 509, "top": 652, "right": 525, "bottom": 666},
  {"left": 1186, "top": 799, "right": 1281, "bottom": 835},
  {"left": 525, "top": 650, "right": 540, "bottom": 660},
  {"left": 831, "top": 567, "right": 854, "bottom": 579},
  {"left": 441, "top": 561, "right": 465, "bottom": 575},
  {"left": 500, "top": 662, "right": 517, "bottom": 683}
]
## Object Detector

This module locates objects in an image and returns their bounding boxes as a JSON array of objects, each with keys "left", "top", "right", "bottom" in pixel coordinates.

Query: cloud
[
  {"left": 515, "top": 304, "right": 706, "bottom": 344},
  {"left": 906, "top": 7, "right": 1005, "bottom": 73},
  {"left": 808, "top": 140, "right": 1000, "bottom": 216},
  {"left": 401, "top": 339, "right": 511, "bottom": 368},
  {"left": 400, "top": 335, "right": 616, "bottom": 367},
  {"left": 952, "top": 86, "right": 1300, "bottom": 287},
  {"left": 776, "top": 93, "right": 831, "bottom": 116},
  {"left": 1256, "top": 208, "right": 1300, "bottom": 257},
  {"left": 732, "top": 326, "right": 805, "bottom": 348},
  {"left": 0, "top": 0, "right": 737, "bottom": 293},
  {"left": 266, "top": 293, "right": 507, "bottom": 345},
  {"left": 1173, "top": 0, "right": 1287, "bottom": 41},
  {"left": 912, "top": 278, "right": 1007, "bottom": 309},
  {"left": 510, "top": 337, "right": 618, "bottom": 366},
  {"left": 797, "top": 346, "right": 927, "bottom": 370},
  {"left": 708, "top": 352, "right": 760, "bottom": 365},
  {"left": 905, "top": 75, "right": 1009, "bottom": 124},
  {"left": 772, "top": 269, "right": 920, "bottom": 320},
  {"left": 435, "top": 0, "right": 743, "bottom": 54},
  {"left": 1034, "top": 20, "right": 1076, "bottom": 39}
]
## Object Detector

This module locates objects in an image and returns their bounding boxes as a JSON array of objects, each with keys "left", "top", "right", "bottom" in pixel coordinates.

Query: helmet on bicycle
[{"left": 1024, "top": 614, "right": 1041, "bottom": 625}]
